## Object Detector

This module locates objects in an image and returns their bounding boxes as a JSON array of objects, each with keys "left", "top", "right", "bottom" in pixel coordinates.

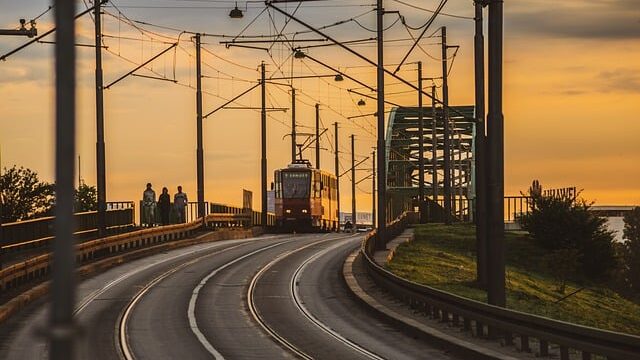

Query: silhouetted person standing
[
  {"left": 142, "top": 183, "right": 156, "bottom": 227},
  {"left": 158, "top": 187, "right": 171, "bottom": 225},
  {"left": 174, "top": 185, "right": 188, "bottom": 223}
]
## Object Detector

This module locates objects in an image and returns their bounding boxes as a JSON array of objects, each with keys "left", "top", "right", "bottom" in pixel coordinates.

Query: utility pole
[
  {"left": 50, "top": 0, "right": 76, "bottom": 357},
  {"left": 351, "top": 134, "right": 356, "bottom": 232},
  {"left": 78, "top": 155, "right": 81, "bottom": 188},
  {"left": 291, "top": 88, "right": 296, "bottom": 163},
  {"left": 441, "top": 26, "right": 452, "bottom": 225},
  {"left": 376, "top": 0, "right": 387, "bottom": 247},
  {"left": 458, "top": 131, "right": 463, "bottom": 219},
  {"left": 417, "top": 61, "right": 425, "bottom": 223},
  {"left": 487, "top": 0, "right": 506, "bottom": 308},
  {"left": 474, "top": 0, "right": 488, "bottom": 287},
  {"left": 372, "top": 150, "right": 376, "bottom": 229},
  {"left": 431, "top": 85, "right": 438, "bottom": 205},
  {"left": 315, "top": 103, "right": 320, "bottom": 169},
  {"left": 334, "top": 122, "right": 340, "bottom": 231},
  {"left": 261, "top": 62, "right": 268, "bottom": 227},
  {"left": 195, "top": 34, "right": 205, "bottom": 219},
  {"left": 94, "top": 0, "right": 106, "bottom": 237}
]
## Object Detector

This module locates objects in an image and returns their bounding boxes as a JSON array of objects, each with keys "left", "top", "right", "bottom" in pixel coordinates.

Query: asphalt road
[{"left": 0, "top": 233, "right": 456, "bottom": 359}]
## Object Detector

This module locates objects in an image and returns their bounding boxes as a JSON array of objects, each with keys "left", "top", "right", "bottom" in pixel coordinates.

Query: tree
[
  {"left": 519, "top": 181, "right": 616, "bottom": 281},
  {"left": 623, "top": 207, "right": 640, "bottom": 293},
  {"left": 0, "top": 165, "right": 55, "bottom": 222},
  {"left": 542, "top": 248, "right": 581, "bottom": 294},
  {"left": 74, "top": 183, "right": 97, "bottom": 212}
]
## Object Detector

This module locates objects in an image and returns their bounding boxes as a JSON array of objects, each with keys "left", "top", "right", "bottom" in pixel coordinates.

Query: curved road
[{"left": 0, "top": 233, "right": 455, "bottom": 359}]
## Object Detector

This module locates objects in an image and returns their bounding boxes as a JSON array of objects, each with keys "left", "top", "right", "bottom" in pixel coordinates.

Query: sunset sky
[{"left": 1, "top": 0, "right": 639, "bottom": 212}]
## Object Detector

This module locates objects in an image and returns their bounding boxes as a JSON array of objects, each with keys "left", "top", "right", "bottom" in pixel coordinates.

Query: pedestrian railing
[
  {"left": 1, "top": 204, "right": 135, "bottom": 250},
  {"left": 0, "top": 212, "right": 265, "bottom": 296},
  {"left": 360, "top": 213, "right": 640, "bottom": 360}
]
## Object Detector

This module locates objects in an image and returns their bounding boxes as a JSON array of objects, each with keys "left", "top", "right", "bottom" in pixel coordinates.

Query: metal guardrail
[
  {"left": 0, "top": 212, "right": 263, "bottom": 295},
  {"left": 1, "top": 205, "right": 135, "bottom": 248},
  {"left": 360, "top": 213, "right": 640, "bottom": 360},
  {"left": 432, "top": 196, "right": 533, "bottom": 223}
]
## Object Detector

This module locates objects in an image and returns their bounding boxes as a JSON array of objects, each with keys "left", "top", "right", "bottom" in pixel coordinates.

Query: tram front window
[{"left": 282, "top": 172, "right": 310, "bottom": 199}]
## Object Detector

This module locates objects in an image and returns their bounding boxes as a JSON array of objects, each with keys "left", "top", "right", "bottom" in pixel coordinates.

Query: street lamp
[
  {"left": 294, "top": 49, "right": 306, "bottom": 59},
  {"left": 229, "top": 2, "right": 244, "bottom": 19},
  {"left": 334, "top": 74, "right": 344, "bottom": 82},
  {"left": 357, "top": 99, "right": 366, "bottom": 106}
]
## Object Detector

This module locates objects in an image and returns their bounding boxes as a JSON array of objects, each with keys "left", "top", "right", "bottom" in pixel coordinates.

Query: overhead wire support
[
  {"left": 94, "top": 0, "right": 107, "bottom": 239},
  {"left": 340, "top": 156, "right": 370, "bottom": 178},
  {"left": 301, "top": 52, "right": 375, "bottom": 92},
  {"left": 204, "top": 82, "right": 261, "bottom": 118},
  {"left": 265, "top": 2, "right": 475, "bottom": 123},
  {"left": 104, "top": 42, "right": 177, "bottom": 89},
  {"left": 393, "top": 0, "right": 448, "bottom": 74}
]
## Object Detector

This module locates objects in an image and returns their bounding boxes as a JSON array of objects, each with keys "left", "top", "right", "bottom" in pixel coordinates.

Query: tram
[{"left": 273, "top": 160, "right": 338, "bottom": 232}]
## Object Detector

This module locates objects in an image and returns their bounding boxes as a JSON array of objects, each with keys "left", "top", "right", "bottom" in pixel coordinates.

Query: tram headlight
[
  {"left": 285, "top": 209, "right": 292, "bottom": 214},
  {"left": 302, "top": 209, "right": 308, "bottom": 213}
]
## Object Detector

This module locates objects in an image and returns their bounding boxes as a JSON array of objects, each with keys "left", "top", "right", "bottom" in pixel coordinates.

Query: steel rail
[
  {"left": 117, "top": 239, "right": 278, "bottom": 360},
  {"left": 290, "top": 237, "right": 386, "bottom": 360},
  {"left": 247, "top": 233, "right": 353, "bottom": 359}
]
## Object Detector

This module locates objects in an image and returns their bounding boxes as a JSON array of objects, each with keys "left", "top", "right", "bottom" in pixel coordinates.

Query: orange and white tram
[{"left": 273, "top": 160, "right": 338, "bottom": 232}]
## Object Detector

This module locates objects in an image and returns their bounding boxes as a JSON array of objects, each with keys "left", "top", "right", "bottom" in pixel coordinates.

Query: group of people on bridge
[{"left": 142, "top": 183, "right": 189, "bottom": 227}]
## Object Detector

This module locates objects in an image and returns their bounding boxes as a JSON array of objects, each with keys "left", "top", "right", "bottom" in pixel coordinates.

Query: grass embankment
[{"left": 386, "top": 224, "right": 640, "bottom": 336}]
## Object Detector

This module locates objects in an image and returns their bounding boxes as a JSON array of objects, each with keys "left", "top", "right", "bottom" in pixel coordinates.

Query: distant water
[{"left": 606, "top": 217, "right": 626, "bottom": 243}]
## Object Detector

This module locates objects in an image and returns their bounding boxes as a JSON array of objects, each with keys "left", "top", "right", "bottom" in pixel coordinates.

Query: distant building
[
  {"left": 340, "top": 212, "right": 373, "bottom": 226},
  {"left": 266, "top": 190, "right": 275, "bottom": 213}
]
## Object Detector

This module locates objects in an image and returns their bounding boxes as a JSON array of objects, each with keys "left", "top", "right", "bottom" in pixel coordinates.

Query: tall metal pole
[
  {"left": 334, "top": 122, "right": 340, "bottom": 231},
  {"left": 487, "top": 0, "right": 506, "bottom": 308},
  {"left": 475, "top": 0, "right": 488, "bottom": 287},
  {"left": 195, "top": 34, "right": 205, "bottom": 219},
  {"left": 261, "top": 62, "right": 268, "bottom": 226},
  {"left": 417, "top": 61, "right": 425, "bottom": 223},
  {"left": 351, "top": 134, "right": 356, "bottom": 232},
  {"left": 51, "top": 0, "right": 76, "bottom": 357},
  {"left": 315, "top": 103, "right": 320, "bottom": 169},
  {"left": 458, "top": 131, "right": 463, "bottom": 219},
  {"left": 376, "top": 0, "right": 387, "bottom": 247},
  {"left": 291, "top": 88, "right": 297, "bottom": 163},
  {"left": 431, "top": 85, "right": 438, "bottom": 205},
  {"left": 441, "top": 26, "right": 452, "bottom": 225},
  {"left": 94, "top": 0, "right": 106, "bottom": 237},
  {"left": 372, "top": 150, "right": 376, "bottom": 229}
]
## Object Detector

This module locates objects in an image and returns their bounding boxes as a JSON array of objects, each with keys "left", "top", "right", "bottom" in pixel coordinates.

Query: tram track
[
  {"left": 247, "top": 233, "right": 387, "bottom": 360},
  {"left": 118, "top": 239, "right": 291, "bottom": 360}
]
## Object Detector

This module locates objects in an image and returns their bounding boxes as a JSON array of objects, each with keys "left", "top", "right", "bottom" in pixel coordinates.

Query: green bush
[
  {"left": 519, "top": 185, "right": 616, "bottom": 281},
  {"left": 623, "top": 207, "right": 640, "bottom": 293}
]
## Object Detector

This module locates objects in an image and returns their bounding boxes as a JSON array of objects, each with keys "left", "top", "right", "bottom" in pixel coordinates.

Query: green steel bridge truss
[{"left": 385, "top": 105, "right": 476, "bottom": 221}]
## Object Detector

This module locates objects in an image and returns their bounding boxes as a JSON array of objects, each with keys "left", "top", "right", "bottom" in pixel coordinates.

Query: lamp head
[
  {"left": 334, "top": 74, "right": 344, "bottom": 82},
  {"left": 229, "top": 3, "right": 244, "bottom": 18}
]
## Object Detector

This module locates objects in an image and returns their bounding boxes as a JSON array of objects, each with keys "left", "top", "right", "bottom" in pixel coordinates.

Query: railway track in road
[
  {"left": 119, "top": 239, "right": 291, "bottom": 360},
  {"left": 2, "top": 231, "right": 457, "bottom": 360},
  {"left": 247, "top": 234, "right": 363, "bottom": 360}
]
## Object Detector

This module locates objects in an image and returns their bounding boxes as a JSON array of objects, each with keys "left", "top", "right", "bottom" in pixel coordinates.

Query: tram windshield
[{"left": 282, "top": 171, "right": 310, "bottom": 199}]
